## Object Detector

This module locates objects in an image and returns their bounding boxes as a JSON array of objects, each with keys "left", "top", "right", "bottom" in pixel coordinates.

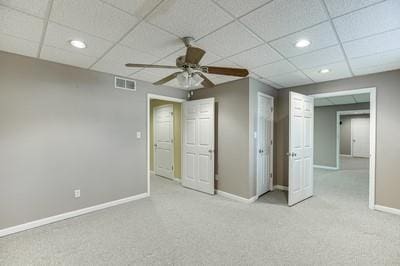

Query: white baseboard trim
[
  {"left": 216, "top": 190, "right": 257, "bottom": 204},
  {"left": 0, "top": 192, "right": 149, "bottom": 238},
  {"left": 314, "top": 165, "right": 338, "bottom": 170},
  {"left": 374, "top": 205, "right": 400, "bottom": 216},
  {"left": 340, "top": 154, "right": 352, "bottom": 157},
  {"left": 274, "top": 185, "right": 288, "bottom": 191}
]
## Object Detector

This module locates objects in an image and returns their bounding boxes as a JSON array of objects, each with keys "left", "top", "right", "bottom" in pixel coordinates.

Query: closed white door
[
  {"left": 182, "top": 98, "right": 214, "bottom": 194},
  {"left": 351, "top": 117, "right": 370, "bottom": 158},
  {"left": 256, "top": 94, "right": 274, "bottom": 196},
  {"left": 288, "top": 92, "right": 314, "bottom": 206},
  {"left": 154, "top": 104, "right": 174, "bottom": 179}
]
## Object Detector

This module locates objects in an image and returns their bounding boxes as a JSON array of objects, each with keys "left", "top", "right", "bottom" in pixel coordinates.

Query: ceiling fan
[{"left": 125, "top": 37, "right": 249, "bottom": 89}]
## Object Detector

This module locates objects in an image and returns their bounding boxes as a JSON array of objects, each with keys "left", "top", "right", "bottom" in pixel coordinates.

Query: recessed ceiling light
[
  {"left": 319, "top": 68, "right": 331, "bottom": 74},
  {"left": 69, "top": 40, "right": 86, "bottom": 49},
  {"left": 295, "top": 39, "right": 311, "bottom": 48}
]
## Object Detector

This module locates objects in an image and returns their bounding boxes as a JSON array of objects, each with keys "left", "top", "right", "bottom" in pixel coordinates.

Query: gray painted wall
[
  {"left": 275, "top": 69, "right": 400, "bottom": 209},
  {"left": 192, "top": 78, "right": 277, "bottom": 198},
  {"left": 340, "top": 114, "right": 370, "bottom": 156},
  {"left": 0, "top": 51, "right": 186, "bottom": 230},
  {"left": 314, "top": 103, "right": 369, "bottom": 167},
  {"left": 191, "top": 78, "right": 250, "bottom": 198}
]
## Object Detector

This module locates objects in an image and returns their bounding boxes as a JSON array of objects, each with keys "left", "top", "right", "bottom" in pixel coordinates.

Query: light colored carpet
[{"left": 1, "top": 159, "right": 399, "bottom": 265}]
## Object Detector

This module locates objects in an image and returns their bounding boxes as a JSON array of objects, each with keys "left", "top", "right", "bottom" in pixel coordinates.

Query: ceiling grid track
[
  {"left": 211, "top": 0, "right": 316, "bottom": 87},
  {"left": 36, "top": 0, "right": 54, "bottom": 58},
  {"left": 320, "top": 0, "right": 355, "bottom": 77},
  {"left": 87, "top": 0, "right": 167, "bottom": 70}
]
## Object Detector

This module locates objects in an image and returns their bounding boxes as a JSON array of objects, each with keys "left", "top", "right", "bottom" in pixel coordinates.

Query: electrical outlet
[{"left": 74, "top": 189, "right": 80, "bottom": 198}]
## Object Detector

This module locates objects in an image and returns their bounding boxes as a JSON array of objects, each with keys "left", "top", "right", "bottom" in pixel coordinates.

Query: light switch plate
[{"left": 136, "top": 131, "right": 141, "bottom": 139}]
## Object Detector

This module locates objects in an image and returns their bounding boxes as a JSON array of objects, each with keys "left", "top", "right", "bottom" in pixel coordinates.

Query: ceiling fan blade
[
  {"left": 153, "top": 72, "right": 181, "bottom": 85},
  {"left": 125, "top": 63, "right": 178, "bottom": 69},
  {"left": 202, "top": 66, "right": 249, "bottom": 77},
  {"left": 197, "top": 73, "right": 215, "bottom": 88},
  {"left": 185, "top": 47, "right": 206, "bottom": 65}
]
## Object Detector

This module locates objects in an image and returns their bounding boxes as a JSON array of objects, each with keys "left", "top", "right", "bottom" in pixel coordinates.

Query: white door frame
[
  {"left": 256, "top": 92, "right": 274, "bottom": 195},
  {"left": 311, "top": 88, "right": 376, "bottom": 209},
  {"left": 147, "top": 94, "right": 185, "bottom": 196},
  {"left": 153, "top": 104, "right": 174, "bottom": 179},
  {"left": 337, "top": 109, "right": 370, "bottom": 161}
]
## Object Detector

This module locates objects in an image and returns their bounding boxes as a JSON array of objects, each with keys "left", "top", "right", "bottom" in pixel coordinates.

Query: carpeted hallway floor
[{"left": 1, "top": 158, "right": 399, "bottom": 265}]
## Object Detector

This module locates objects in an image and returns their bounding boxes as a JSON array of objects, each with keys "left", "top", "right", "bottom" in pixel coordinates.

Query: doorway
[
  {"left": 256, "top": 92, "right": 274, "bottom": 197},
  {"left": 147, "top": 94, "right": 216, "bottom": 196},
  {"left": 287, "top": 88, "right": 376, "bottom": 208}
]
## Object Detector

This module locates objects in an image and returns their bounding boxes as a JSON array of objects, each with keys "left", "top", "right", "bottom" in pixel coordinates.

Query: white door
[
  {"left": 288, "top": 92, "right": 314, "bottom": 206},
  {"left": 256, "top": 94, "right": 274, "bottom": 196},
  {"left": 351, "top": 117, "right": 370, "bottom": 158},
  {"left": 154, "top": 104, "right": 174, "bottom": 179},
  {"left": 182, "top": 98, "right": 215, "bottom": 194}
]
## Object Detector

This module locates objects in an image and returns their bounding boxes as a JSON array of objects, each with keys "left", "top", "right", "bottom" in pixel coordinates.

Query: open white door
[
  {"left": 288, "top": 92, "right": 314, "bottom": 206},
  {"left": 154, "top": 104, "right": 174, "bottom": 179},
  {"left": 256, "top": 93, "right": 274, "bottom": 196},
  {"left": 182, "top": 98, "right": 215, "bottom": 194}
]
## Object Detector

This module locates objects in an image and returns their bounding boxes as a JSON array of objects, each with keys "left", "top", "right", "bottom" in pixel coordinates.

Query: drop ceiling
[
  {"left": 1, "top": 0, "right": 400, "bottom": 90},
  {"left": 314, "top": 93, "right": 370, "bottom": 107}
]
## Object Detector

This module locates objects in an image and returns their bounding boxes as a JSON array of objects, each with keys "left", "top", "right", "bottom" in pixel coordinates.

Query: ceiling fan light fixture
[
  {"left": 177, "top": 72, "right": 190, "bottom": 88},
  {"left": 191, "top": 73, "right": 204, "bottom": 87}
]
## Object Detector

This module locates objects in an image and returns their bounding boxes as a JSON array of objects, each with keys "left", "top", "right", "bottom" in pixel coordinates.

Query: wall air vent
[{"left": 115, "top": 77, "right": 136, "bottom": 91}]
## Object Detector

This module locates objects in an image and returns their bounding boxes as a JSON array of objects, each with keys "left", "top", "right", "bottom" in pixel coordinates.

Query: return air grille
[{"left": 115, "top": 77, "right": 136, "bottom": 91}]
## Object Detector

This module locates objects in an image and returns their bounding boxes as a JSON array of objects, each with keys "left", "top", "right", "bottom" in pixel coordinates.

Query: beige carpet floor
[{"left": 1, "top": 158, "right": 399, "bottom": 265}]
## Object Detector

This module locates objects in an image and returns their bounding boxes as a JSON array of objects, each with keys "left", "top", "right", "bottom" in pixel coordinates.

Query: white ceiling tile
[
  {"left": 147, "top": 0, "right": 232, "bottom": 39},
  {"left": 267, "top": 71, "right": 313, "bottom": 88},
  {"left": 314, "top": 98, "right": 334, "bottom": 107},
  {"left": 213, "top": 0, "right": 271, "bottom": 17},
  {"left": 343, "top": 28, "right": 400, "bottom": 59},
  {"left": 101, "top": 0, "right": 162, "bottom": 18},
  {"left": 269, "top": 22, "right": 338, "bottom": 58},
  {"left": 209, "top": 58, "right": 241, "bottom": 68},
  {"left": 50, "top": 0, "right": 139, "bottom": 41},
  {"left": 121, "top": 21, "right": 183, "bottom": 58},
  {"left": 130, "top": 69, "right": 160, "bottom": 83},
  {"left": 0, "top": 34, "right": 39, "bottom": 57},
  {"left": 228, "top": 44, "right": 282, "bottom": 69},
  {"left": 349, "top": 48, "right": 400, "bottom": 70},
  {"left": 324, "top": 0, "right": 383, "bottom": 17},
  {"left": 43, "top": 22, "right": 113, "bottom": 57},
  {"left": 353, "top": 93, "right": 370, "bottom": 103},
  {"left": 195, "top": 22, "right": 263, "bottom": 58},
  {"left": 252, "top": 60, "right": 296, "bottom": 78},
  {"left": 0, "top": 0, "right": 50, "bottom": 18},
  {"left": 333, "top": 0, "right": 400, "bottom": 42},
  {"left": 259, "top": 78, "right": 284, "bottom": 89},
  {"left": 352, "top": 61, "right": 400, "bottom": 76},
  {"left": 0, "top": 6, "right": 43, "bottom": 42},
  {"left": 303, "top": 61, "right": 352, "bottom": 83},
  {"left": 289, "top": 45, "right": 344, "bottom": 69},
  {"left": 40, "top": 45, "right": 98, "bottom": 68},
  {"left": 327, "top": 95, "right": 356, "bottom": 105},
  {"left": 240, "top": 0, "right": 327, "bottom": 42},
  {"left": 92, "top": 44, "right": 158, "bottom": 77}
]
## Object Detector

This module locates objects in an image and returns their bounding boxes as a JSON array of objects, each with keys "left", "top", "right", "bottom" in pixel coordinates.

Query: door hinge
[
  {"left": 170, "top": 112, "right": 173, "bottom": 116},
  {"left": 270, "top": 173, "right": 273, "bottom": 178},
  {"left": 172, "top": 165, "right": 174, "bottom": 170}
]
